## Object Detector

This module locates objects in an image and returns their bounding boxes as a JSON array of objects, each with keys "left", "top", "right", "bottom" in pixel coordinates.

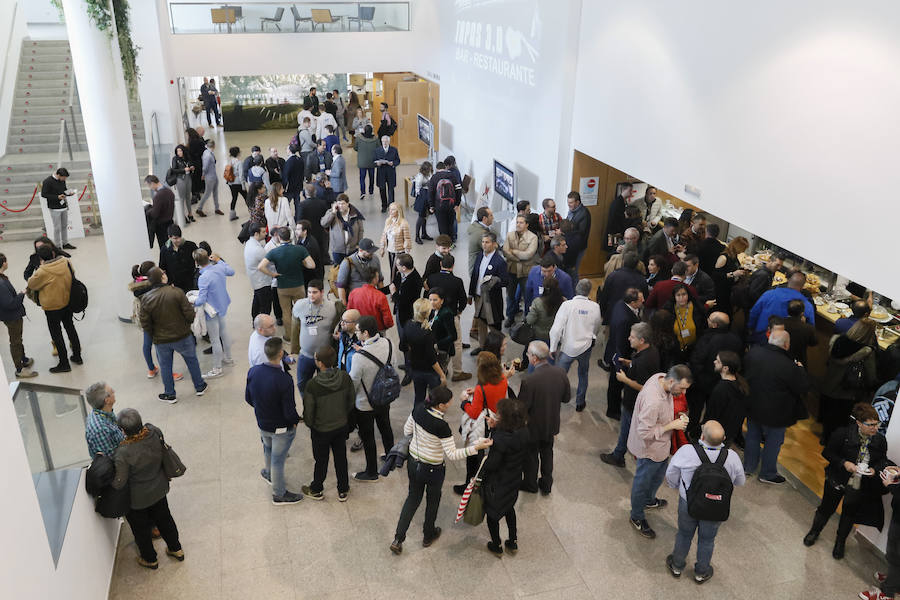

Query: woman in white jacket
[{"left": 264, "top": 182, "right": 295, "bottom": 240}]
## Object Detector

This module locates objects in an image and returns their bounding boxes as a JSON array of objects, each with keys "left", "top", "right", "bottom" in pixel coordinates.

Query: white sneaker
[
  {"left": 202, "top": 368, "right": 223, "bottom": 379},
  {"left": 222, "top": 358, "right": 235, "bottom": 367}
]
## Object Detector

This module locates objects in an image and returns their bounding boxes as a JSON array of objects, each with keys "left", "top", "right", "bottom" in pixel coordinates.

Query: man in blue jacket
[
  {"left": 245, "top": 337, "right": 302, "bottom": 505},
  {"left": 523, "top": 255, "right": 574, "bottom": 315},
  {"left": 748, "top": 270, "right": 815, "bottom": 344},
  {"left": 193, "top": 248, "right": 235, "bottom": 378}
]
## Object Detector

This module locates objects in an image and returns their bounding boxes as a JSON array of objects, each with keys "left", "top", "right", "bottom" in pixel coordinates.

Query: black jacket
[
  {"left": 823, "top": 426, "right": 889, "bottom": 529},
  {"left": 598, "top": 267, "right": 647, "bottom": 324},
  {"left": 0, "top": 274, "right": 26, "bottom": 321},
  {"left": 305, "top": 150, "right": 333, "bottom": 179},
  {"left": 698, "top": 238, "right": 725, "bottom": 275},
  {"left": 422, "top": 252, "right": 444, "bottom": 282},
  {"left": 282, "top": 154, "right": 305, "bottom": 195},
  {"left": 429, "top": 306, "right": 457, "bottom": 355},
  {"left": 518, "top": 363, "right": 570, "bottom": 440},
  {"left": 391, "top": 269, "right": 422, "bottom": 325},
  {"left": 159, "top": 239, "right": 199, "bottom": 293},
  {"left": 297, "top": 235, "right": 324, "bottom": 284},
  {"left": 482, "top": 427, "right": 529, "bottom": 519},
  {"left": 425, "top": 270, "right": 467, "bottom": 315},
  {"left": 265, "top": 156, "right": 286, "bottom": 184},
  {"left": 604, "top": 300, "right": 640, "bottom": 364},
  {"left": 623, "top": 346, "right": 660, "bottom": 413},
  {"left": 41, "top": 175, "right": 68, "bottom": 210},
  {"left": 783, "top": 316, "right": 818, "bottom": 367},
  {"left": 703, "top": 379, "right": 748, "bottom": 446},
  {"left": 427, "top": 169, "right": 462, "bottom": 210},
  {"left": 745, "top": 343, "right": 810, "bottom": 427},
  {"left": 689, "top": 328, "right": 744, "bottom": 393},
  {"left": 820, "top": 335, "right": 878, "bottom": 400},
  {"left": 686, "top": 269, "right": 716, "bottom": 305},
  {"left": 400, "top": 321, "right": 439, "bottom": 372}
]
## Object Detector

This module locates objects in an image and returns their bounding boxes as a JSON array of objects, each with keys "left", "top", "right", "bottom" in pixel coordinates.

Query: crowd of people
[{"left": 6, "top": 118, "right": 898, "bottom": 598}]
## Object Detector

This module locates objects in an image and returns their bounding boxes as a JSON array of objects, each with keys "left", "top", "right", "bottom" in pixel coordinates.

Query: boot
[
  {"left": 832, "top": 535, "right": 847, "bottom": 559},
  {"left": 803, "top": 514, "right": 827, "bottom": 546},
  {"left": 229, "top": 210, "right": 238, "bottom": 221}
]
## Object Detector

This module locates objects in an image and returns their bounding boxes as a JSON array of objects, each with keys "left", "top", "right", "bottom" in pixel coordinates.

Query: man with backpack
[
  {"left": 428, "top": 161, "right": 462, "bottom": 241},
  {"left": 664, "top": 420, "right": 746, "bottom": 584},
  {"left": 349, "top": 315, "right": 397, "bottom": 482}
]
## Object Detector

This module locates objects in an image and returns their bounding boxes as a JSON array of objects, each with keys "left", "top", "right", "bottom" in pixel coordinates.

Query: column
[{"left": 60, "top": 0, "right": 152, "bottom": 320}]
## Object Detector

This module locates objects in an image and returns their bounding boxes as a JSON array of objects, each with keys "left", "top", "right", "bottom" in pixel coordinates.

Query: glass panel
[{"left": 168, "top": 2, "right": 409, "bottom": 34}]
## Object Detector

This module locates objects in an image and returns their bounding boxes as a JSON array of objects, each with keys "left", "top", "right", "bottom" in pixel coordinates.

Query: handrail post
[
  {"left": 57, "top": 119, "right": 65, "bottom": 169},
  {"left": 29, "top": 390, "right": 54, "bottom": 472},
  {"left": 64, "top": 121, "right": 73, "bottom": 162}
]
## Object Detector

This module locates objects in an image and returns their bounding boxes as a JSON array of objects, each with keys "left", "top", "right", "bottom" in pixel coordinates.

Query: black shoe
[
  {"left": 666, "top": 554, "right": 682, "bottom": 578},
  {"left": 600, "top": 453, "right": 626, "bottom": 468},
  {"left": 49, "top": 363, "right": 71, "bottom": 373},
  {"left": 462, "top": 343, "right": 471, "bottom": 349},
  {"left": 597, "top": 358, "right": 611, "bottom": 372},
  {"left": 276, "top": 318, "right": 283, "bottom": 327},
  {"left": 415, "top": 237, "right": 423, "bottom": 245},
  {"left": 486, "top": 541, "right": 503, "bottom": 557},
  {"left": 203, "top": 347, "right": 213, "bottom": 355},
  {"left": 469, "top": 347, "right": 483, "bottom": 356},
  {"left": 504, "top": 539, "right": 518, "bottom": 555},
  {"left": 630, "top": 518, "right": 656, "bottom": 539},
  {"left": 423, "top": 527, "right": 442, "bottom": 547},
  {"left": 62, "top": 243, "right": 77, "bottom": 250},
  {"left": 832, "top": 538, "right": 846, "bottom": 559},
  {"left": 803, "top": 528, "right": 820, "bottom": 547},
  {"left": 645, "top": 498, "right": 668, "bottom": 510},
  {"left": 390, "top": 539, "right": 403, "bottom": 555},
  {"left": 272, "top": 491, "right": 303, "bottom": 505},
  {"left": 575, "top": 404, "right": 586, "bottom": 412},
  {"left": 70, "top": 354, "right": 83, "bottom": 365},
  {"left": 422, "top": 234, "right": 433, "bottom": 241},
  {"left": 401, "top": 374, "right": 412, "bottom": 387},
  {"left": 758, "top": 474, "right": 786, "bottom": 485},
  {"left": 452, "top": 484, "right": 467, "bottom": 495},
  {"left": 694, "top": 566, "right": 714, "bottom": 584},
  {"left": 353, "top": 471, "right": 378, "bottom": 482},
  {"left": 158, "top": 393, "right": 177, "bottom": 404}
]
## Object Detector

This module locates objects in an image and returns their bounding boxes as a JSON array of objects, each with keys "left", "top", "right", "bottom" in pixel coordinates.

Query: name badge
[
  {"left": 308, "top": 326, "right": 318, "bottom": 336},
  {"left": 680, "top": 329, "right": 690, "bottom": 338},
  {"left": 537, "top": 286, "right": 544, "bottom": 295}
]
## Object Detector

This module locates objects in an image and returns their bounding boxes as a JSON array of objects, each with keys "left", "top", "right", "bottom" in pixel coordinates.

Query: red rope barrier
[{"left": 0, "top": 185, "right": 38, "bottom": 213}]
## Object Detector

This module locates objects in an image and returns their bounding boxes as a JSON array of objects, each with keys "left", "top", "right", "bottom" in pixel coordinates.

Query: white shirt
[
  {"left": 476, "top": 250, "right": 496, "bottom": 296},
  {"left": 243, "top": 237, "right": 271, "bottom": 291},
  {"left": 248, "top": 331, "right": 269, "bottom": 367},
  {"left": 549, "top": 295, "right": 602, "bottom": 356}
]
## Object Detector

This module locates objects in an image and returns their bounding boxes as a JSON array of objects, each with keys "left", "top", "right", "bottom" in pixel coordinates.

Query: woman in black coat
[
  {"left": 483, "top": 397, "right": 530, "bottom": 557},
  {"left": 804, "top": 402, "right": 889, "bottom": 560},
  {"left": 186, "top": 128, "right": 206, "bottom": 203},
  {"left": 819, "top": 319, "right": 879, "bottom": 443}
]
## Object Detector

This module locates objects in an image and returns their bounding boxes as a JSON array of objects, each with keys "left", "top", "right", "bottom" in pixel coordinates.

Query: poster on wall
[
  {"left": 417, "top": 114, "right": 433, "bottom": 148},
  {"left": 494, "top": 160, "right": 515, "bottom": 204},
  {"left": 579, "top": 176, "right": 599, "bottom": 206}
]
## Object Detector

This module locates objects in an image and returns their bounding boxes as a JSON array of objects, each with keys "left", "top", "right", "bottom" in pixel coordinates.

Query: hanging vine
[{"left": 49, "top": 0, "right": 141, "bottom": 96}]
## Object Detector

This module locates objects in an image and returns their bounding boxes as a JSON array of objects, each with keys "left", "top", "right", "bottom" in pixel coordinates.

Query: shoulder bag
[
  {"left": 157, "top": 429, "right": 187, "bottom": 479},
  {"left": 67, "top": 262, "right": 89, "bottom": 318},
  {"left": 460, "top": 384, "right": 491, "bottom": 446}
]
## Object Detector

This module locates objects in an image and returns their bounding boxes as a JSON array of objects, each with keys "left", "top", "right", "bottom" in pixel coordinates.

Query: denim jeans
[
  {"left": 260, "top": 426, "right": 297, "bottom": 497},
  {"left": 557, "top": 346, "right": 592, "bottom": 408},
  {"left": 671, "top": 496, "right": 721, "bottom": 576},
  {"left": 205, "top": 313, "right": 233, "bottom": 369},
  {"left": 612, "top": 405, "right": 633, "bottom": 460},
  {"left": 505, "top": 276, "right": 527, "bottom": 318},
  {"left": 155, "top": 335, "right": 205, "bottom": 395},
  {"left": 142, "top": 330, "right": 155, "bottom": 370},
  {"left": 742, "top": 420, "right": 786, "bottom": 480},
  {"left": 411, "top": 369, "right": 440, "bottom": 406},
  {"left": 296, "top": 354, "right": 318, "bottom": 394},
  {"left": 394, "top": 458, "right": 445, "bottom": 542},
  {"left": 332, "top": 252, "right": 347, "bottom": 265},
  {"left": 630, "top": 457, "right": 669, "bottom": 521},
  {"left": 359, "top": 167, "right": 374, "bottom": 195}
]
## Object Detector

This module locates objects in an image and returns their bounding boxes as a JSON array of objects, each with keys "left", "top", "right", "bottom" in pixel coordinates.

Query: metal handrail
[
  {"left": 150, "top": 111, "right": 162, "bottom": 163},
  {"left": 67, "top": 78, "right": 80, "bottom": 149},
  {"left": 56, "top": 118, "right": 73, "bottom": 168}
]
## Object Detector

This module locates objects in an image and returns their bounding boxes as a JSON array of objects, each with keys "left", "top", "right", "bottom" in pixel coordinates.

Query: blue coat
[
  {"left": 598, "top": 267, "right": 648, "bottom": 325},
  {"left": 374, "top": 145, "right": 400, "bottom": 187},
  {"left": 604, "top": 299, "right": 641, "bottom": 363},
  {"left": 469, "top": 251, "right": 508, "bottom": 326},
  {"left": 523, "top": 264, "right": 574, "bottom": 314},
  {"left": 748, "top": 287, "right": 815, "bottom": 333},
  {"left": 0, "top": 274, "right": 26, "bottom": 321},
  {"left": 282, "top": 154, "right": 305, "bottom": 197}
]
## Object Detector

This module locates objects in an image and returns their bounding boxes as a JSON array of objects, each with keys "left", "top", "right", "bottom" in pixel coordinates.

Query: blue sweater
[
  {"left": 748, "top": 287, "right": 815, "bottom": 332},
  {"left": 245, "top": 363, "right": 300, "bottom": 432},
  {"left": 523, "top": 265, "right": 574, "bottom": 313}
]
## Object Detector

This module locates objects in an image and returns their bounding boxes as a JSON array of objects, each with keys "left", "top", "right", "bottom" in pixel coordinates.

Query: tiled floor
[{"left": 1, "top": 127, "right": 887, "bottom": 599}]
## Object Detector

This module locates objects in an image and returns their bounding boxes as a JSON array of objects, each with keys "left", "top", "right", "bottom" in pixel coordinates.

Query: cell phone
[{"left": 612, "top": 353, "right": 622, "bottom": 372}]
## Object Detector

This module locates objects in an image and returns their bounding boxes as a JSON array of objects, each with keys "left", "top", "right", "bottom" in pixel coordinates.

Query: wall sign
[{"left": 580, "top": 176, "right": 599, "bottom": 206}]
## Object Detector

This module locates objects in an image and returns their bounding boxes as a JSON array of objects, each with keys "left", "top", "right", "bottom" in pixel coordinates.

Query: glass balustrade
[{"left": 169, "top": 2, "right": 410, "bottom": 34}]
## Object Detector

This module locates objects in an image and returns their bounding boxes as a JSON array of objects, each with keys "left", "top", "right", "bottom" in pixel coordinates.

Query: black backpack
[
  {"left": 357, "top": 339, "right": 401, "bottom": 408},
  {"left": 67, "top": 262, "right": 88, "bottom": 317},
  {"left": 684, "top": 444, "right": 734, "bottom": 522}
]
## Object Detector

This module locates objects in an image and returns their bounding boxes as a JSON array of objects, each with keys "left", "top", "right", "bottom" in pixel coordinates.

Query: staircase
[{"left": 0, "top": 39, "right": 150, "bottom": 242}]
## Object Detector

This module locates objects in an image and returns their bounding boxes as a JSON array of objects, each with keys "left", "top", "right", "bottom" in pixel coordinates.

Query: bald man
[
  {"left": 335, "top": 309, "right": 361, "bottom": 372},
  {"left": 664, "top": 420, "right": 746, "bottom": 583},
  {"left": 249, "top": 314, "right": 295, "bottom": 370},
  {"left": 688, "top": 311, "right": 743, "bottom": 437}
]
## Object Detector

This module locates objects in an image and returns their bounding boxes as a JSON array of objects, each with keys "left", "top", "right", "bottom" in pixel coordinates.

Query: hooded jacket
[
  {"left": 321, "top": 205, "right": 365, "bottom": 255},
  {"left": 303, "top": 368, "right": 356, "bottom": 433},
  {"left": 139, "top": 283, "right": 195, "bottom": 344},
  {"left": 26, "top": 256, "right": 72, "bottom": 311}
]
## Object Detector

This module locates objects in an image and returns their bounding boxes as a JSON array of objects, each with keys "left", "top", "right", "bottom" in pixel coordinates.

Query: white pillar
[{"left": 59, "top": 0, "right": 151, "bottom": 320}]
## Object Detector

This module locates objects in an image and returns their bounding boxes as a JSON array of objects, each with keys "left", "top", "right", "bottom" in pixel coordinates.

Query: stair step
[
  {"left": 17, "top": 71, "right": 75, "bottom": 82},
  {"left": 14, "top": 88, "right": 73, "bottom": 99}
]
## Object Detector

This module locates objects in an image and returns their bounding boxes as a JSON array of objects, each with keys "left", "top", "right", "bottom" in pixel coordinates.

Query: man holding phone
[{"left": 41, "top": 167, "right": 76, "bottom": 250}]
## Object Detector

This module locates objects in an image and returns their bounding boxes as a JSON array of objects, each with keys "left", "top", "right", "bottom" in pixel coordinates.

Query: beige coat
[
  {"left": 27, "top": 256, "right": 72, "bottom": 311},
  {"left": 503, "top": 229, "right": 539, "bottom": 278},
  {"left": 380, "top": 218, "right": 412, "bottom": 254}
]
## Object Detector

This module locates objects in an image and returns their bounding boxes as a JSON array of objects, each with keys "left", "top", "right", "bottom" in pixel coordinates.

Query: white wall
[
  {"left": 570, "top": 0, "right": 900, "bottom": 300},
  {"left": 0, "top": 0, "right": 27, "bottom": 157},
  {"left": 434, "top": 0, "right": 581, "bottom": 220}
]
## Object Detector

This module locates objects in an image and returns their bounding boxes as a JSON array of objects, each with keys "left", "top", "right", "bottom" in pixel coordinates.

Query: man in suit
[
  {"left": 604, "top": 288, "right": 644, "bottom": 419},
  {"left": 643, "top": 217, "right": 683, "bottom": 265},
  {"left": 144, "top": 175, "right": 175, "bottom": 256},
  {"left": 424, "top": 253, "right": 471, "bottom": 381},
  {"left": 684, "top": 254, "right": 716, "bottom": 307},
  {"left": 390, "top": 253, "right": 422, "bottom": 385},
  {"left": 282, "top": 144, "right": 305, "bottom": 218},
  {"left": 467, "top": 207, "right": 494, "bottom": 272},
  {"left": 329, "top": 145, "right": 348, "bottom": 194},
  {"left": 519, "top": 341, "right": 571, "bottom": 495},
  {"left": 598, "top": 252, "right": 648, "bottom": 324},
  {"left": 265, "top": 147, "right": 285, "bottom": 186},
  {"left": 565, "top": 191, "right": 592, "bottom": 278},
  {"left": 468, "top": 231, "right": 508, "bottom": 350},
  {"left": 305, "top": 138, "right": 333, "bottom": 182},
  {"left": 374, "top": 135, "right": 400, "bottom": 213},
  {"left": 297, "top": 182, "right": 331, "bottom": 261},
  {"left": 644, "top": 261, "right": 699, "bottom": 312},
  {"left": 688, "top": 311, "right": 743, "bottom": 437}
]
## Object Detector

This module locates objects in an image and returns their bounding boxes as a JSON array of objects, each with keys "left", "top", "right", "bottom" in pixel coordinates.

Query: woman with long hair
[
  {"left": 412, "top": 161, "right": 434, "bottom": 244},
  {"left": 401, "top": 298, "right": 446, "bottom": 405},
  {"left": 452, "top": 351, "right": 509, "bottom": 495},
  {"left": 713, "top": 236, "right": 749, "bottom": 315},
  {"left": 264, "top": 182, "right": 294, "bottom": 238},
  {"left": 171, "top": 144, "right": 195, "bottom": 223},
  {"left": 185, "top": 128, "right": 205, "bottom": 204},
  {"left": 662, "top": 284, "right": 708, "bottom": 362},
  {"left": 390, "top": 385, "right": 492, "bottom": 555},
  {"left": 820, "top": 318, "right": 879, "bottom": 443},
  {"left": 380, "top": 202, "right": 412, "bottom": 278},
  {"left": 129, "top": 261, "right": 183, "bottom": 381},
  {"left": 649, "top": 309, "right": 679, "bottom": 371},
  {"left": 646, "top": 254, "right": 671, "bottom": 289},
  {"left": 483, "top": 397, "right": 529, "bottom": 557},
  {"left": 523, "top": 276, "right": 563, "bottom": 371},
  {"left": 702, "top": 350, "right": 749, "bottom": 446}
]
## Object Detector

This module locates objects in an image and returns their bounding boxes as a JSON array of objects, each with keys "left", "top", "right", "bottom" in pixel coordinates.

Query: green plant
[{"left": 49, "top": 0, "right": 140, "bottom": 96}]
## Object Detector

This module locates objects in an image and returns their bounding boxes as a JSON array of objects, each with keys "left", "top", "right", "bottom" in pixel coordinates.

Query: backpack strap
[
  {"left": 714, "top": 447, "right": 728, "bottom": 466},
  {"left": 692, "top": 442, "right": 711, "bottom": 465}
]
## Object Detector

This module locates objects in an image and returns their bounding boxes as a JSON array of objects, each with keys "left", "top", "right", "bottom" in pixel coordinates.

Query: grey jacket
[
  {"left": 336, "top": 251, "right": 382, "bottom": 294},
  {"left": 321, "top": 206, "right": 364, "bottom": 255},
  {"left": 354, "top": 135, "right": 378, "bottom": 169},
  {"left": 111, "top": 424, "right": 170, "bottom": 510},
  {"left": 349, "top": 334, "right": 392, "bottom": 411},
  {"left": 330, "top": 155, "right": 348, "bottom": 193},
  {"left": 297, "top": 128, "right": 316, "bottom": 153}
]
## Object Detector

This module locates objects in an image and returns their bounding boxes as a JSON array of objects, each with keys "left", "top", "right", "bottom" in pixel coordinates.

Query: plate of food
[
  {"left": 871, "top": 307, "right": 893, "bottom": 323},
  {"left": 814, "top": 296, "right": 825, "bottom": 306},
  {"left": 833, "top": 302, "right": 849, "bottom": 311},
  {"left": 772, "top": 271, "right": 787, "bottom": 286}
]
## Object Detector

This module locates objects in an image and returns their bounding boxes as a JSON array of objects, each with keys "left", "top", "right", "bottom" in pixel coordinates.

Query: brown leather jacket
[{"left": 139, "top": 284, "right": 195, "bottom": 344}]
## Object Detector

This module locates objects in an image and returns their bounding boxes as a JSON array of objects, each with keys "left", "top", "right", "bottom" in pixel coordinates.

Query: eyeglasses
[{"left": 856, "top": 418, "right": 881, "bottom": 427}]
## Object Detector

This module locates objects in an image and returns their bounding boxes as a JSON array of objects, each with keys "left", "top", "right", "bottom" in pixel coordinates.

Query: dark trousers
[
  {"left": 45, "top": 307, "right": 80, "bottom": 364},
  {"left": 411, "top": 370, "right": 440, "bottom": 406},
  {"left": 309, "top": 426, "right": 349, "bottom": 494},
  {"left": 686, "top": 386, "right": 706, "bottom": 439},
  {"left": 272, "top": 287, "right": 283, "bottom": 321},
  {"left": 487, "top": 507, "right": 517, "bottom": 545},
  {"left": 153, "top": 220, "right": 172, "bottom": 254},
  {"left": 607, "top": 370, "right": 623, "bottom": 419},
  {"left": 359, "top": 167, "right": 374, "bottom": 194},
  {"left": 522, "top": 437, "right": 554, "bottom": 492},
  {"left": 464, "top": 449, "right": 485, "bottom": 482},
  {"left": 125, "top": 496, "right": 181, "bottom": 563},
  {"left": 435, "top": 209, "right": 455, "bottom": 239},
  {"left": 394, "top": 458, "right": 444, "bottom": 541},
  {"left": 205, "top": 102, "right": 221, "bottom": 126},
  {"left": 251, "top": 286, "right": 274, "bottom": 320},
  {"left": 378, "top": 183, "right": 395, "bottom": 210},
  {"left": 415, "top": 211, "right": 429, "bottom": 240},
  {"left": 884, "top": 515, "right": 900, "bottom": 596},
  {"left": 356, "top": 406, "right": 394, "bottom": 476},
  {"left": 3, "top": 318, "right": 26, "bottom": 370},
  {"left": 229, "top": 184, "right": 247, "bottom": 211},
  {"left": 812, "top": 481, "right": 864, "bottom": 541}
]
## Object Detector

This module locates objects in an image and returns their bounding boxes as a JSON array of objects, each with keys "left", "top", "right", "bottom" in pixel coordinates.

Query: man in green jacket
[{"left": 301, "top": 346, "right": 355, "bottom": 501}]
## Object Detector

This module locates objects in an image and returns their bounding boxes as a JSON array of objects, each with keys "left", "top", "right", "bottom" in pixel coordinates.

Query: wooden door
[{"left": 396, "top": 80, "right": 430, "bottom": 163}]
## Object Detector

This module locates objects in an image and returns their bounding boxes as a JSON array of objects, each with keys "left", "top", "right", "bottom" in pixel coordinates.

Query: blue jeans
[
  {"left": 296, "top": 354, "right": 317, "bottom": 394},
  {"left": 411, "top": 369, "right": 440, "bottom": 406},
  {"left": 630, "top": 457, "right": 669, "bottom": 521},
  {"left": 743, "top": 420, "right": 786, "bottom": 480},
  {"left": 671, "top": 496, "right": 721, "bottom": 576},
  {"left": 260, "top": 426, "right": 297, "bottom": 497},
  {"left": 506, "top": 277, "right": 527, "bottom": 318},
  {"left": 155, "top": 335, "right": 205, "bottom": 396},
  {"left": 142, "top": 330, "right": 155, "bottom": 370},
  {"left": 205, "top": 313, "right": 233, "bottom": 369},
  {"left": 359, "top": 167, "right": 374, "bottom": 195},
  {"left": 557, "top": 346, "right": 592, "bottom": 408},
  {"left": 332, "top": 252, "right": 347, "bottom": 265},
  {"left": 612, "top": 405, "right": 632, "bottom": 460}
]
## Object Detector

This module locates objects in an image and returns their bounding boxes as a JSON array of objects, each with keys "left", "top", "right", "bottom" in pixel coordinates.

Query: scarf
[{"left": 121, "top": 426, "right": 151, "bottom": 445}]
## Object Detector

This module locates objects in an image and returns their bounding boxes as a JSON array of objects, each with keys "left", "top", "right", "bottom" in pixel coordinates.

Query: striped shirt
[
  {"left": 85, "top": 408, "right": 124, "bottom": 457},
  {"left": 405, "top": 404, "right": 475, "bottom": 465}
]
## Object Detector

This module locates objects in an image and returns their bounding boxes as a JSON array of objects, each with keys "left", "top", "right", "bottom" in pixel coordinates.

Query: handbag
[
  {"left": 510, "top": 321, "right": 534, "bottom": 346},
  {"left": 159, "top": 432, "right": 187, "bottom": 478},
  {"left": 457, "top": 451, "right": 489, "bottom": 526},
  {"left": 459, "top": 384, "right": 490, "bottom": 446}
]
